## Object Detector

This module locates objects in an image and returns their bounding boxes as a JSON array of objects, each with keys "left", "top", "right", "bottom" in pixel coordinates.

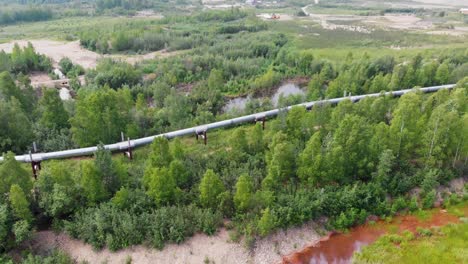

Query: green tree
[
  {"left": 373, "top": 149, "right": 395, "bottom": 189},
  {"left": 263, "top": 141, "right": 296, "bottom": 190},
  {"left": 71, "top": 87, "right": 132, "bottom": 146},
  {"left": 421, "top": 103, "right": 461, "bottom": 167},
  {"left": 0, "top": 204, "right": 11, "bottom": 249},
  {"left": 234, "top": 173, "right": 254, "bottom": 213},
  {"left": 328, "top": 114, "right": 372, "bottom": 182},
  {"left": 171, "top": 138, "right": 185, "bottom": 160},
  {"left": 249, "top": 123, "right": 265, "bottom": 154},
  {"left": 389, "top": 92, "right": 424, "bottom": 160},
  {"left": 0, "top": 99, "right": 34, "bottom": 153},
  {"left": 230, "top": 128, "right": 249, "bottom": 160},
  {"left": 0, "top": 152, "right": 32, "bottom": 199},
  {"left": 59, "top": 57, "right": 73, "bottom": 75},
  {"left": 435, "top": 62, "right": 450, "bottom": 84},
  {"left": 258, "top": 208, "right": 275, "bottom": 237},
  {"left": 80, "top": 161, "right": 107, "bottom": 205},
  {"left": 36, "top": 162, "right": 76, "bottom": 218},
  {"left": 147, "top": 137, "right": 173, "bottom": 168},
  {"left": 13, "top": 220, "right": 31, "bottom": 243},
  {"left": 146, "top": 167, "right": 176, "bottom": 206},
  {"left": 199, "top": 169, "right": 225, "bottom": 209},
  {"left": 0, "top": 71, "right": 36, "bottom": 114},
  {"left": 94, "top": 144, "right": 121, "bottom": 194},
  {"left": 297, "top": 132, "right": 324, "bottom": 185},
  {"left": 169, "top": 159, "right": 190, "bottom": 189},
  {"left": 9, "top": 184, "right": 32, "bottom": 222},
  {"left": 286, "top": 106, "right": 313, "bottom": 143},
  {"left": 38, "top": 88, "right": 69, "bottom": 130}
]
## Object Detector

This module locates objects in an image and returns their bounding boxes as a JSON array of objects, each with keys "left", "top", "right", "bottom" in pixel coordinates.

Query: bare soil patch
[
  {"left": 23, "top": 223, "right": 322, "bottom": 264},
  {"left": 29, "top": 71, "right": 52, "bottom": 83}
]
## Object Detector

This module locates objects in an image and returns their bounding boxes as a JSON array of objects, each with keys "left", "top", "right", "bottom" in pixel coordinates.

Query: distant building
[{"left": 460, "top": 8, "right": 468, "bottom": 15}]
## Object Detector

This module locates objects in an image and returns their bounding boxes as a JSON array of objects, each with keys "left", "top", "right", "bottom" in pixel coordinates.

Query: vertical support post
[
  {"left": 126, "top": 137, "right": 133, "bottom": 160},
  {"left": 255, "top": 115, "right": 266, "bottom": 130},
  {"left": 121, "top": 131, "right": 125, "bottom": 142},
  {"left": 29, "top": 151, "right": 40, "bottom": 179},
  {"left": 196, "top": 127, "right": 208, "bottom": 145}
]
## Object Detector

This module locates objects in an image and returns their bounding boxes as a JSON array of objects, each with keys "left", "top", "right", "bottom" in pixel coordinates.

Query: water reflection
[
  {"left": 272, "top": 83, "right": 305, "bottom": 106},
  {"left": 223, "top": 83, "right": 305, "bottom": 113},
  {"left": 283, "top": 209, "right": 463, "bottom": 264}
]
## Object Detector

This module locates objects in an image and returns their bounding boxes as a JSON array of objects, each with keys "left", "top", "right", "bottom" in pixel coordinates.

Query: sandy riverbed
[{"left": 25, "top": 222, "right": 322, "bottom": 264}]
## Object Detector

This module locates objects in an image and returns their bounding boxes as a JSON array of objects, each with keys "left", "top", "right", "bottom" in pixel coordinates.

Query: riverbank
[
  {"left": 282, "top": 202, "right": 468, "bottom": 264},
  {"left": 19, "top": 221, "right": 323, "bottom": 264}
]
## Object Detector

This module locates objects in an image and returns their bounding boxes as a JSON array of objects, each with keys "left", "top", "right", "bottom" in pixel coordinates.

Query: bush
[
  {"left": 422, "top": 190, "right": 437, "bottom": 209},
  {"left": 65, "top": 202, "right": 222, "bottom": 251}
]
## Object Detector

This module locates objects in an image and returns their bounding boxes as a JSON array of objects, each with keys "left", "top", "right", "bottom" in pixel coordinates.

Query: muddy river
[{"left": 282, "top": 207, "right": 465, "bottom": 264}]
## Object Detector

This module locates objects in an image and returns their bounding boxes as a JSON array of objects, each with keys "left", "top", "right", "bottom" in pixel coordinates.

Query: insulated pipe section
[{"left": 0, "top": 84, "right": 456, "bottom": 163}]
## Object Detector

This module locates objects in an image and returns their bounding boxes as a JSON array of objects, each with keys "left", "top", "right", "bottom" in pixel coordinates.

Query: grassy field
[
  {"left": 353, "top": 222, "right": 468, "bottom": 264},
  {"left": 0, "top": 16, "right": 162, "bottom": 44}
]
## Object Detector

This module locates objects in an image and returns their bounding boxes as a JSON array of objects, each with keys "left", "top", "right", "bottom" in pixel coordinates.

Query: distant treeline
[{"left": 0, "top": 7, "right": 53, "bottom": 25}]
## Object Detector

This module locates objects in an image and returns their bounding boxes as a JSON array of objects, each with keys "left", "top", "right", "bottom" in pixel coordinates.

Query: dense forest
[
  {"left": 0, "top": 4, "right": 467, "bottom": 262},
  {"left": 0, "top": 38, "right": 467, "bottom": 261},
  {"left": 1, "top": 36, "right": 467, "bottom": 154}
]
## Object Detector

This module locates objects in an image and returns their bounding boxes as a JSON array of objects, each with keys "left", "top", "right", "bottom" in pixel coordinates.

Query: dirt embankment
[
  {"left": 0, "top": 40, "right": 181, "bottom": 69},
  {"left": 23, "top": 222, "right": 322, "bottom": 264}
]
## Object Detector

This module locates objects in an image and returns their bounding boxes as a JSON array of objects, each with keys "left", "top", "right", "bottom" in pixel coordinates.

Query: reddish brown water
[{"left": 282, "top": 209, "right": 464, "bottom": 264}]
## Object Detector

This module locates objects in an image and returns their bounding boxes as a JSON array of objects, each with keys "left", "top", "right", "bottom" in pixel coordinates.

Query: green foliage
[
  {"left": 59, "top": 57, "right": 84, "bottom": 77},
  {"left": 9, "top": 184, "right": 32, "bottom": 222},
  {"left": 258, "top": 208, "right": 275, "bottom": 237},
  {"left": 80, "top": 161, "right": 108, "bottom": 205},
  {"left": 263, "top": 139, "right": 296, "bottom": 190},
  {"left": 38, "top": 88, "right": 69, "bottom": 131},
  {"left": 199, "top": 169, "right": 225, "bottom": 210},
  {"left": 94, "top": 144, "right": 122, "bottom": 195},
  {"left": 0, "top": 71, "right": 33, "bottom": 111},
  {"left": 89, "top": 59, "right": 141, "bottom": 89},
  {"left": 12, "top": 219, "right": 31, "bottom": 243},
  {"left": 21, "top": 250, "right": 74, "bottom": 264},
  {"left": 145, "top": 167, "right": 176, "bottom": 206},
  {"left": 333, "top": 208, "right": 368, "bottom": 231},
  {"left": 354, "top": 223, "right": 468, "bottom": 264},
  {"left": 0, "top": 7, "right": 52, "bottom": 25},
  {"left": 147, "top": 137, "right": 173, "bottom": 169},
  {"left": 1, "top": 43, "right": 52, "bottom": 74},
  {"left": 0, "top": 203, "right": 11, "bottom": 250},
  {"left": 36, "top": 162, "right": 77, "bottom": 218},
  {"left": 169, "top": 159, "right": 190, "bottom": 189},
  {"left": 71, "top": 87, "right": 132, "bottom": 146},
  {"left": 66, "top": 203, "right": 222, "bottom": 251},
  {"left": 0, "top": 99, "right": 34, "bottom": 153},
  {"left": 422, "top": 190, "right": 437, "bottom": 209},
  {"left": 234, "top": 174, "right": 254, "bottom": 213},
  {"left": 0, "top": 152, "right": 32, "bottom": 200}
]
